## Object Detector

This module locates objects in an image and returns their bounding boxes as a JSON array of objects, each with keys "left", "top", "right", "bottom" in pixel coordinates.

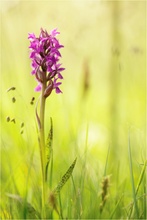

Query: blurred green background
[{"left": 0, "top": 0, "right": 146, "bottom": 218}]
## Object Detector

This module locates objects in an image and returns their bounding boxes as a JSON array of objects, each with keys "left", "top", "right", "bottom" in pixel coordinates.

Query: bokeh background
[{"left": 1, "top": 0, "right": 146, "bottom": 217}]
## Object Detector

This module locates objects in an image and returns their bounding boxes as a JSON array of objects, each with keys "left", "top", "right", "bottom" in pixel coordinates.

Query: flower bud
[
  {"left": 44, "top": 80, "right": 54, "bottom": 98},
  {"left": 36, "top": 68, "right": 44, "bottom": 83}
]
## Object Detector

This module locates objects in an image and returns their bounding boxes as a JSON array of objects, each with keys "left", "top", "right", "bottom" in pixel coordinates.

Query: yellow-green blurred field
[{"left": 1, "top": 0, "right": 146, "bottom": 219}]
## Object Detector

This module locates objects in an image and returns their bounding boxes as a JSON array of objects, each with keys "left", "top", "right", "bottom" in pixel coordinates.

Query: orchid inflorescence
[{"left": 28, "top": 28, "right": 65, "bottom": 97}]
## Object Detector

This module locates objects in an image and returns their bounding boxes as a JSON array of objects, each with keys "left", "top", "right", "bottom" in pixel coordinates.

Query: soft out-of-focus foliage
[{"left": 1, "top": 1, "right": 146, "bottom": 219}]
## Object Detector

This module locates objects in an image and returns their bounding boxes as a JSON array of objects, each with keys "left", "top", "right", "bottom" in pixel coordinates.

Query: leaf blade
[
  {"left": 45, "top": 117, "right": 53, "bottom": 181},
  {"left": 53, "top": 158, "right": 77, "bottom": 194}
]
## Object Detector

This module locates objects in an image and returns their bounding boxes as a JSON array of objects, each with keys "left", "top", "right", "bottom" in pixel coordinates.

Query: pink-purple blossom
[{"left": 28, "top": 28, "right": 65, "bottom": 95}]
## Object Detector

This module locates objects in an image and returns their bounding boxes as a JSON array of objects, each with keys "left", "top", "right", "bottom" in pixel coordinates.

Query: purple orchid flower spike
[{"left": 28, "top": 28, "right": 65, "bottom": 96}]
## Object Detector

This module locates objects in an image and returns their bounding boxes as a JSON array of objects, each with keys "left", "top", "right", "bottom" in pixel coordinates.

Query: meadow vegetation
[{"left": 1, "top": 1, "right": 146, "bottom": 219}]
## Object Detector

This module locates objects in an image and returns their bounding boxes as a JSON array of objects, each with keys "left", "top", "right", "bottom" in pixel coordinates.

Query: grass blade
[
  {"left": 143, "top": 185, "right": 146, "bottom": 219},
  {"left": 109, "top": 194, "right": 123, "bottom": 219},
  {"left": 58, "top": 192, "right": 64, "bottom": 219},
  {"left": 6, "top": 193, "right": 40, "bottom": 219},
  {"left": 135, "top": 160, "right": 147, "bottom": 196},
  {"left": 128, "top": 132, "right": 139, "bottom": 219}
]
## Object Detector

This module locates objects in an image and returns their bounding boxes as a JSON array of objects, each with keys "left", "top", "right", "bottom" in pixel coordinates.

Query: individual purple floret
[{"left": 28, "top": 28, "right": 65, "bottom": 95}]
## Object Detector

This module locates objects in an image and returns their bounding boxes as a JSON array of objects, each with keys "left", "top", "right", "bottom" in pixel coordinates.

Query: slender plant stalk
[
  {"left": 39, "top": 82, "right": 47, "bottom": 219},
  {"left": 103, "top": 144, "right": 110, "bottom": 176}
]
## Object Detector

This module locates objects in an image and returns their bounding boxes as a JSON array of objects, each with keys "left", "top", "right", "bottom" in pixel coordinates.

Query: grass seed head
[{"left": 99, "top": 175, "right": 111, "bottom": 214}]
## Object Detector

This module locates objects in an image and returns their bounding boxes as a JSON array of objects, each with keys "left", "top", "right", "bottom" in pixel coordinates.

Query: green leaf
[
  {"left": 45, "top": 117, "right": 53, "bottom": 181},
  {"left": 53, "top": 158, "right": 77, "bottom": 194},
  {"left": 6, "top": 193, "right": 41, "bottom": 219}
]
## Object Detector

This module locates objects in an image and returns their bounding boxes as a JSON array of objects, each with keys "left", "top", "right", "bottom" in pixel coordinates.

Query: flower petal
[{"left": 35, "top": 83, "right": 42, "bottom": 91}]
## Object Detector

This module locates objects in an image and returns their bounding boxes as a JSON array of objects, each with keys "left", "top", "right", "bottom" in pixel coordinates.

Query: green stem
[{"left": 39, "top": 82, "right": 47, "bottom": 219}]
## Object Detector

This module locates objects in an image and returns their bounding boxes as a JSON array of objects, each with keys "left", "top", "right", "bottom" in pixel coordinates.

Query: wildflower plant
[{"left": 28, "top": 28, "right": 77, "bottom": 218}]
